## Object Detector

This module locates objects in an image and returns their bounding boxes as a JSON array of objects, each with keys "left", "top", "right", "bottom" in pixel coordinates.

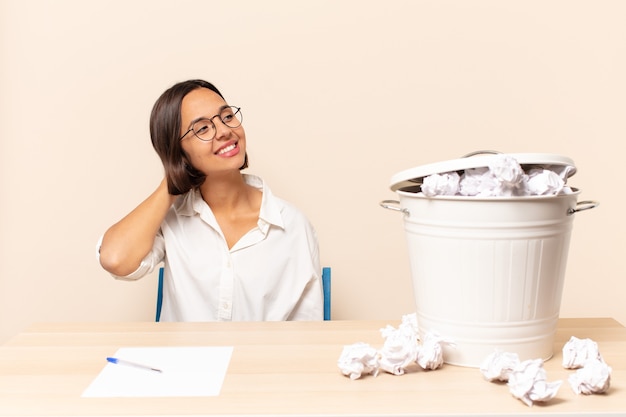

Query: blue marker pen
[{"left": 106, "top": 357, "right": 162, "bottom": 373}]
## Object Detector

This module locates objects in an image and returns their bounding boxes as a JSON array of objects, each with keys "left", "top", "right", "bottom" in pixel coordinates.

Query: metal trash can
[{"left": 381, "top": 153, "right": 598, "bottom": 367}]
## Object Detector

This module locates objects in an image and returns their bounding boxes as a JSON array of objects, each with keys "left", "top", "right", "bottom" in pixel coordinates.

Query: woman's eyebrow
[{"left": 188, "top": 104, "right": 230, "bottom": 126}]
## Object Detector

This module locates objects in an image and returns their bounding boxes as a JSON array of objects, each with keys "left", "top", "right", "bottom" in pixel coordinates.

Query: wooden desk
[{"left": 0, "top": 318, "right": 624, "bottom": 416}]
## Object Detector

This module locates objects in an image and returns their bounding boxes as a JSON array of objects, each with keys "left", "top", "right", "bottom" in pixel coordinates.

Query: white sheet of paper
[{"left": 82, "top": 346, "right": 233, "bottom": 398}]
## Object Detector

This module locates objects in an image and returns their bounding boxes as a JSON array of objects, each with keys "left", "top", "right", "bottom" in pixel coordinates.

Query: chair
[
  {"left": 156, "top": 266, "right": 331, "bottom": 321},
  {"left": 155, "top": 267, "right": 165, "bottom": 322},
  {"left": 322, "top": 267, "right": 331, "bottom": 321}
]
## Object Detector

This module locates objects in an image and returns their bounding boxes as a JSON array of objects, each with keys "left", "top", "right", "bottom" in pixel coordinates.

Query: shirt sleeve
[{"left": 95, "top": 233, "right": 165, "bottom": 281}]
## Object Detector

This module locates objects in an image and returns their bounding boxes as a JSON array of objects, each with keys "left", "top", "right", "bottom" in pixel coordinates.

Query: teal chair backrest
[
  {"left": 156, "top": 267, "right": 331, "bottom": 321},
  {"left": 322, "top": 267, "right": 331, "bottom": 320},
  {"left": 156, "top": 267, "right": 165, "bottom": 322}
]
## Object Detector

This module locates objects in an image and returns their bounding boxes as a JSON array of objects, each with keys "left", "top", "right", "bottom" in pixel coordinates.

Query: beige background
[{"left": 0, "top": 0, "right": 624, "bottom": 344}]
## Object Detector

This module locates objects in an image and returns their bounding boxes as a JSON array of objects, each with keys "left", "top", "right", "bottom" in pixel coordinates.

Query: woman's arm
[{"left": 98, "top": 179, "right": 177, "bottom": 277}]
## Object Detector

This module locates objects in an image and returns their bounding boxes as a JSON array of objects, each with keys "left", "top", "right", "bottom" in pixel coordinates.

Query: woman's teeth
[{"left": 217, "top": 144, "right": 236, "bottom": 155}]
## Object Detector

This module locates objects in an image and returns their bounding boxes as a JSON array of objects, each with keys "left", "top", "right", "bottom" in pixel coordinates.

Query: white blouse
[{"left": 100, "top": 175, "right": 323, "bottom": 322}]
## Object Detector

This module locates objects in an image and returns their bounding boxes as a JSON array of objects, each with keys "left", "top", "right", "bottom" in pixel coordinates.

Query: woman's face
[{"left": 179, "top": 87, "right": 246, "bottom": 176}]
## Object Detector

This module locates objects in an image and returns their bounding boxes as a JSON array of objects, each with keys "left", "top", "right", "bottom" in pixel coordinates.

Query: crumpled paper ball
[
  {"left": 459, "top": 167, "right": 498, "bottom": 196},
  {"left": 507, "top": 359, "right": 562, "bottom": 407},
  {"left": 562, "top": 336, "right": 602, "bottom": 369},
  {"left": 527, "top": 169, "right": 566, "bottom": 195},
  {"left": 378, "top": 325, "right": 419, "bottom": 375},
  {"left": 416, "top": 332, "right": 453, "bottom": 370},
  {"left": 480, "top": 350, "right": 520, "bottom": 382},
  {"left": 421, "top": 172, "right": 460, "bottom": 197},
  {"left": 378, "top": 313, "right": 420, "bottom": 375},
  {"left": 489, "top": 154, "right": 527, "bottom": 195},
  {"left": 337, "top": 342, "right": 379, "bottom": 380},
  {"left": 568, "top": 357, "right": 612, "bottom": 395}
]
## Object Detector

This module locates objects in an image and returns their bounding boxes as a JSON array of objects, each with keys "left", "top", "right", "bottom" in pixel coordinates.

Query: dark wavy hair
[{"left": 149, "top": 79, "right": 248, "bottom": 195}]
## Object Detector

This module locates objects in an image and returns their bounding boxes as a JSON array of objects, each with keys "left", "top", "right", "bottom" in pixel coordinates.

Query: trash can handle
[
  {"left": 568, "top": 200, "right": 599, "bottom": 215},
  {"left": 379, "top": 200, "right": 409, "bottom": 215},
  {"left": 461, "top": 150, "right": 501, "bottom": 158}
]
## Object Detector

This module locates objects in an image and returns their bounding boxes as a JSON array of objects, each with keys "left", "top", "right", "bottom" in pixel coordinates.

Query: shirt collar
[{"left": 174, "top": 174, "right": 285, "bottom": 230}]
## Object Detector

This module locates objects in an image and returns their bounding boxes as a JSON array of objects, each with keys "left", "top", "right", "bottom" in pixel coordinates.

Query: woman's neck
[
  {"left": 199, "top": 172, "right": 255, "bottom": 211},
  {"left": 199, "top": 172, "right": 263, "bottom": 248}
]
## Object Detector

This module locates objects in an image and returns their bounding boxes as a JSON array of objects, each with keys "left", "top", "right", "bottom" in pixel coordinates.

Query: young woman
[{"left": 97, "top": 79, "right": 323, "bottom": 321}]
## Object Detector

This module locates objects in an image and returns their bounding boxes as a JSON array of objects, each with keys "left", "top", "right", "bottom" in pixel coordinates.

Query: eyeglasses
[{"left": 179, "top": 106, "right": 243, "bottom": 142}]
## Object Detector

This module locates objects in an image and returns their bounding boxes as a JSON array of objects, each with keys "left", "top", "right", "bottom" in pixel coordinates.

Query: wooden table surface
[{"left": 0, "top": 318, "right": 625, "bottom": 416}]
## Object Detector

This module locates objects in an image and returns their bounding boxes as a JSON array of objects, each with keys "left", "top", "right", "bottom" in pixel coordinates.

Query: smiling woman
[
  {"left": 149, "top": 80, "right": 249, "bottom": 195},
  {"left": 96, "top": 79, "right": 324, "bottom": 323}
]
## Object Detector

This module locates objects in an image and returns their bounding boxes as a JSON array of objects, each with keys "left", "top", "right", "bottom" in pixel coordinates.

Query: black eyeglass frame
[{"left": 179, "top": 106, "right": 243, "bottom": 142}]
